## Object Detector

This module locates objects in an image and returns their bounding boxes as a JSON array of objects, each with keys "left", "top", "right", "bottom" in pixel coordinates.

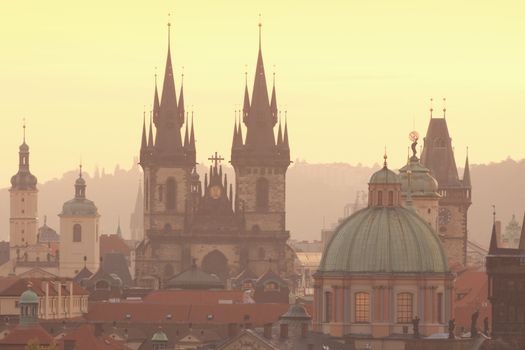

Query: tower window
[
  {"left": 396, "top": 292, "right": 413, "bottom": 323},
  {"left": 159, "top": 185, "right": 164, "bottom": 202},
  {"left": 256, "top": 177, "right": 269, "bottom": 210},
  {"left": 388, "top": 191, "right": 394, "bottom": 206},
  {"left": 355, "top": 292, "right": 370, "bottom": 323},
  {"left": 324, "top": 291, "right": 333, "bottom": 322},
  {"left": 73, "top": 224, "right": 82, "bottom": 242},
  {"left": 377, "top": 191, "right": 383, "bottom": 206},
  {"left": 166, "top": 177, "right": 177, "bottom": 210}
]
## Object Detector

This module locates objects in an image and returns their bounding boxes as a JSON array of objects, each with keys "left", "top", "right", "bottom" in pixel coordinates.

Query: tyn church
[{"left": 134, "top": 24, "right": 295, "bottom": 288}]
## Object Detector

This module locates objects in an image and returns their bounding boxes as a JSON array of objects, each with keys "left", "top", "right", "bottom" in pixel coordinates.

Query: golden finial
[
  {"left": 430, "top": 98, "right": 434, "bottom": 118},
  {"left": 492, "top": 205, "right": 496, "bottom": 225},
  {"left": 258, "top": 14, "right": 262, "bottom": 48},
  {"left": 79, "top": 159, "right": 83, "bottom": 178},
  {"left": 383, "top": 146, "right": 388, "bottom": 168},
  {"left": 442, "top": 97, "right": 447, "bottom": 118},
  {"left": 167, "top": 13, "right": 172, "bottom": 45}
]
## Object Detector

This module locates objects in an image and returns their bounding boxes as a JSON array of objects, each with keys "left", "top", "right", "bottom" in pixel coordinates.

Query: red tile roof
[
  {"left": 100, "top": 235, "right": 131, "bottom": 257},
  {"left": 86, "top": 302, "right": 290, "bottom": 326},
  {"left": 58, "top": 324, "right": 131, "bottom": 350},
  {"left": 453, "top": 270, "right": 491, "bottom": 331},
  {"left": 143, "top": 290, "right": 244, "bottom": 305},
  {"left": 0, "top": 325, "right": 53, "bottom": 345},
  {"left": 0, "top": 277, "right": 89, "bottom": 297}
]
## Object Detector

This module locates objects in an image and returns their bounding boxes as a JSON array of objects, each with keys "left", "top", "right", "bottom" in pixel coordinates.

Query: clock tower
[{"left": 421, "top": 106, "right": 471, "bottom": 269}]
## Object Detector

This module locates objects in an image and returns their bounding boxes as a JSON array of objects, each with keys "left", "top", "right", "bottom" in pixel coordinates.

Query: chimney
[
  {"left": 228, "top": 323, "right": 238, "bottom": 338},
  {"left": 280, "top": 323, "right": 289, "bottom": 338},
  {"left": 263, "top": 323, "right": 272, "bottom": 339},
  {"left": 64, "top": 340, "right": 75, "bottom": 350}
]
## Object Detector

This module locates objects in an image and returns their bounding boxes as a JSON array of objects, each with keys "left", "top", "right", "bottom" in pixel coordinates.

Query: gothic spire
[
  {"left": 237, "top": 110, "right": 243, "bottom": 146},
  {"left": 189, "top": 111, "right": 195, "bottom": 151},
  {"left": 489, "top": 221, "right": 498, "bottom": 255},
  {"left": 153, "top": 73, "right": 160, "bottom": 124},
  {"left": 10, "top": 122, "right": 37, "bottom": 190},
  {"left": 179, "top": 72, "right": 185, "bottom": 124},
  {"left": 283, "top": 112, "right": 289, "bottom": 150},
  {"left": 463, "top": 149, "right": 471, "bottom": 188},
  {"left": 232, "top": 111, "right": 239, "bottom": 148},
  {"left": 148, "top": 112, "right": 154, "bottom": 148},
  {"left": 184, "top": 112, "right": 189, "bottom": 148},
  {"left": 141, "top": 111, "right": 147, "bottom": 150},
  {"left": 276, "top": 112, "right": 283, "bottom": 147},
  {"left": 270, "top": 72, "right": 277, "bottom": 123},
  {"left": 243, "top": 71, "right": 250, "bottom": 120}
]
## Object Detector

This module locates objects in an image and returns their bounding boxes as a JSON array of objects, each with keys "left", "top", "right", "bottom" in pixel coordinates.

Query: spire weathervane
[
  {"left": 442, "top": 97, "right": 447, "bottom": 118},
  {"left": 383, "top": 146, "right": 388, "bottom": 168},
  {"left": 492, "top": 205, "right": 496, "bottom": 225},
  {"left": 430, "top": 98, "right": 434, "bottom": 118},
  {"left": 258, "top": 14, "right": 262, "bottom": 49},
  {"left": 167, "top": 13, "right": 171, "bottom": 46},
  {"left": 79, "top": 161, "right": 83, "bottom": 178}
]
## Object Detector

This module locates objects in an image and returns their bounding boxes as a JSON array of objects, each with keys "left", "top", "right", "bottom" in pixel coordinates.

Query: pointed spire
[
  {"left": 232, "top": 110, "right": 239, "bottom": 148},
  {"left": 237, "top": 110, "right": 243, "bottom": 145},
  {"left": 148, "top": 111, "right": 154, "bottom": 148},
  {"left": 153, "top": 71, "right": 160, "bottom": 124},
  {"left": 189, "top": 111, "right": 195, "bottom": 150},
  {"left": 184, "top": 112, "right": 189, "bottom": 147},
  {"left": 141, "top": 110, "right": 147, "bottom": 150},
  {"left": 276, "top": 111, "right": 283, "bottom": 147},
  {"left": 283, "top": 111, "right": 289, "bottom": 149},
  {"left": 116, "top": 217, "right": 122, "bottom": 237},
  {"left": 489, "top": 205, "right": 498, "bottom": 254},
  {"left": 270, "top": 70, "right": 277, "bottom": 122},
  {"left": 463, "top": 148, "right": 471, "bottom": 188},
  {"left": 519, "top": 212, "right": 525, "bottom": 252},
  {"left": 243, "top": 70, "right": 250, "bottom": 120},
  {"left": 179, "top": 71, "right": 185, "bottom": 124}
]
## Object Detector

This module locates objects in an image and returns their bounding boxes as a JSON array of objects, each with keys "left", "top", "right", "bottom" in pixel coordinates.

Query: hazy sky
[{"left": 1, "top": 0, "right": 524, "bottom": 183}]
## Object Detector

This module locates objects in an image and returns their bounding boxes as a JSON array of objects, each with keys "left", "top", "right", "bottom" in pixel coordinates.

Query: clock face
[
  {"left": 210, "top": 185, "right": 222, "bottom": 199},
  {"left": 438, "top": 207, "right": 452, "bottom": 225}
]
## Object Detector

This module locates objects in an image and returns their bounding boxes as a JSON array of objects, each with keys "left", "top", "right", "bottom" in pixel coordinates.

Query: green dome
[
  {"left": 61, "top": 198, "right": 98, "bottom": 216},
  {"left": 20, "top": 289, "right": 39, "bottom": 304},
  {"left": 369, "top": 167, "right": 400, "bottom": 184},
  {"left": 319, "top": 207, "right": 449, "bottom": 274},
  {"left": 151, "top": 329, "right": 168, "bottom": 342},
  {"left": 399, "top": 157, "right": 439, "bottom": 198}
]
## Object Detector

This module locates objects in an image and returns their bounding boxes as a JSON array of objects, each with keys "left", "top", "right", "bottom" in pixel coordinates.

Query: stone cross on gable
[{"left": 208, "top": 152, "right": 224, "bottom": 168}]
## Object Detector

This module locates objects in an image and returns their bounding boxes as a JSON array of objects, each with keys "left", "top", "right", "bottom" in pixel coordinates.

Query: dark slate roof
[
  {"left": 73, "top": 267, "right": 93, "bottom": 284},
  {"left": 37, "top": 224, "right": 60, "bottom": 243},
  {"left": 255, "top": 269, "right": 287, "bottom": 287},
  {"left": 165, "top": 265, "right": 224, "bottom": 290},
  {"left": 101, "top": 252, "right": 132, "bottom": 287}
]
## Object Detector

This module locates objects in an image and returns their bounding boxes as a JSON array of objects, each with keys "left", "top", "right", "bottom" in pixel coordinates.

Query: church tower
[
  {"left": 59, "top": 166, "right": 100, "bottom": 277},
  {"left": 136, "top": 21, "right": 196, "bottom": 283},
  {"left": 230, "top": 22, "right": 291, "bottom": 231},
  {"left": 420, "top": 105, "right": 471, "bottom": 268},
  {"left": 9, "top": 124, "right": 38, "bottom": 261},
  {"left": 230, "top": 23, "right": 291, "bottom": 274}
]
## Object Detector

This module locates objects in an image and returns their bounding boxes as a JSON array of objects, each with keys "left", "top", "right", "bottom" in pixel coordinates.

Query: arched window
[
  {"left": 256, "top": 177, "right": 269, "bottom": 210},
  {"left": 355, "top": 292, "right": 370, "bottom": 323},
  {"left": 258, "top": 247, "right": 266, "bottom": 260},
  {"left": 388, "top": 191, "right": 394, "bottom": 206},
  {"left": 95, "top": 280, "right": 110, "bottom": 290},
  {"left": 324, "top": 291, "right": 333, "bottom": 322},
  {"left": 164, "top": 264, "right": 174, "bottom": 278},
  {"left": 166, "top": 177, "right": 177, "bottom": 210},
  {"left": 377, "top": 191, "right": 383, "bottom": 206},
  {"left": 396, "top": 292, "right": 413, "bottom": 323},
  {"left": 73, "top": 224, "right": 82, "bottom": 242}
]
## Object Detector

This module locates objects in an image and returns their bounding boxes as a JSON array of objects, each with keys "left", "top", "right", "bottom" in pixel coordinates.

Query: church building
[{"left": 134, "top": 23, "right": 295, "bottom": 288}]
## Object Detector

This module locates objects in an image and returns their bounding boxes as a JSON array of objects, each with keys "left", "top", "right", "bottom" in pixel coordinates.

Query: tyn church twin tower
[{"left": 134, "top": 23, "right": 294, "bottom": 287}]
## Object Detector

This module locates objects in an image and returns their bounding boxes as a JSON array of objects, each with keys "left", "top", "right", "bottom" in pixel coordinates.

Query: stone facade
[{"left": 134, "top": 26, "right": 294, "bottom": 288}]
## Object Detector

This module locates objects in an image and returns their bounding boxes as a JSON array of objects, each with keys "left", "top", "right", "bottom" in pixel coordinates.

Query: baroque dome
[
  {"left": 318, "top": 206, "right": 449, "bottom": 274},
  {"left": 61, "top": 198, "right": 98, "bottom": 216}
]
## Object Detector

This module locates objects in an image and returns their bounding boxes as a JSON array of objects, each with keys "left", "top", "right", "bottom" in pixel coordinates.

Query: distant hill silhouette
[{"left": 1, "top": 158, "right": 524, "bottom": 248}]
